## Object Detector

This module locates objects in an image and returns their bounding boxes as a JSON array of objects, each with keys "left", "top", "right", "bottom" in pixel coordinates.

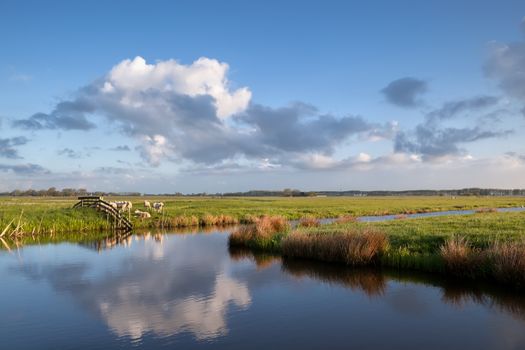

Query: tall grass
[
  {"left": 335, "top": 215, "right": 357, "bottom": 224},
  {"left": 439, "top": 236, "right": 525, "bottom": 288},
  {"left": 0, "top": 208, "right": 112, "bottom": 238},
  {"left": 475, "top": 207, "right": 498, "bottom": 213},
  {"left": 488, "top": 241, "right": 525, "bottom": 288},
  {"left": 298, "top": 216, "right": 321, "bottom": 228},
  {"left": 282, "top": 228, "right": 387, "bottom": 266},
  {"left": 439, "top": 236, "right": 485, "bottom": 279},
  {"left": 228, "top": 215, "right": 290, "bottom": 250}
]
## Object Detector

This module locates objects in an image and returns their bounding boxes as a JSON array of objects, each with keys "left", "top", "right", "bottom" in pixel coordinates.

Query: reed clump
[
  {"left": 161, "top": 215, "right": 200, "bottom": 228},
  {"left": 475, "top": 207, "right": 498, "bottom": 213},
  {"left": 199, "top": 214, "right": 238, "bottom": 226},
  {"left": 335, "top": 215, "right": 358, "bottom": 224},
  {"left": 439, "top": 236, "right": 485, "bottom": 278},
  {"left": 282, "top": 228, "right": 387, "bottom": 266},
  {"left": 229, "top": 215, "right": 290, "bottom": 250},
  {"left": 298, "top": 216, "right": 321, "bottom": 228},
  {"left": 439, "top": 236, "right": 525, "bottom": 287},
  {"left": 488, "top": 241, "right": 525, "bottom": 288}
]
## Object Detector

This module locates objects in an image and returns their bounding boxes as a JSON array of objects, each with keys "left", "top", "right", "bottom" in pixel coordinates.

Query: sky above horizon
[{"left": 1, "top": 0, "right": 525, "bottom": 193}]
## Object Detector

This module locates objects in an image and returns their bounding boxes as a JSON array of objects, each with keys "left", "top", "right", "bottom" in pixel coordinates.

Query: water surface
[{"left": 1, "top": 229, "right": 525, "bottom": 349}]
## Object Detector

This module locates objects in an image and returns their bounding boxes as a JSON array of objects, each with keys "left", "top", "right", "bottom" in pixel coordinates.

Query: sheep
[
  {"left": 109, "top": 202, "right": 118, "bottom": 210},
  {"left": 113, "top": 201, "right": 132, "bottom": 211},
  {"left": 152, "top": 202, "right": 164, "bottom": 212},
  {"left": 134, "top": 209, "right": 151, "bottom": 219},
  {"left": 144, "top": 200, "right": 151, "bottom": 210}
]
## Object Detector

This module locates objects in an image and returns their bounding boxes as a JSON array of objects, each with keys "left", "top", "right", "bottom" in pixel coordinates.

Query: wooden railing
[{"left": 73, "top": 196, "right": 133, "bottom": 231}]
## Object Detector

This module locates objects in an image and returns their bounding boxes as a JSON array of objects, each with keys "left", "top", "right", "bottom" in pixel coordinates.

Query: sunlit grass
[{"left": 1, "top": 195, "right": 524, "bottom": 235}]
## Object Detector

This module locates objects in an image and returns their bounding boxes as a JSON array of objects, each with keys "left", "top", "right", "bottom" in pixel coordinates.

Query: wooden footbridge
[{"left": 73, "top": 196, "right": 133, "bottom": 231}]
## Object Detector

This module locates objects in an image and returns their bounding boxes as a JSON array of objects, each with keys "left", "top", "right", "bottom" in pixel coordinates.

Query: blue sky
[{"left": 1, "top": 0, "right": 525, "bottom": 193}]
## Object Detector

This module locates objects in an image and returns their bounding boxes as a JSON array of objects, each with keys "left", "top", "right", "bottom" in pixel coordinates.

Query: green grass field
[
  {"left": 1, "top": 195, "right": 524, "bottom": 236},
  {"left": 1, "top": 195, "right": 524, "bottom": 253}
]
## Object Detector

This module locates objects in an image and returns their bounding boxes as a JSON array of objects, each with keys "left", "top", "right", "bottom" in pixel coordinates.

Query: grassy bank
[
  {"left": 1, "top": 195, "right": 524, "bottom": 236},
  {"left": 228, "top": 212, "right": 525, "bottom": 289}
]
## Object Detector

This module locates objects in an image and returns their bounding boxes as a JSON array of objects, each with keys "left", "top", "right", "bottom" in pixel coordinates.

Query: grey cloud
[
  {"left": 484, "top": 35, "right": 525, "bottom": 101},
  {"left": 477, "top": 108, "right": 512, "bottom": 125},
  {"left": 0, "top": 163, "right": 49, "bottom": 175},
  {"left": 237, "top": 104, "right": 374, "bottom": 155},
  {"left": 95, "top": 166, "right": 131, "bottom": 175},
  {"left": 395, "top": 125, "right": 512, "bottom": 159},
  {"left": 182, "top": 162, "right": 249, "bottom": 175},
  {"left": 110, "top": 145, "right": 131, "bottom": 151},
  {"left": 27, "top": 80, "right": 381, "bottom": 167},
  {"left": 394, "top": 93, "right": 512, "bottom": 160},
  {"left": 57, "top": 148, "right": 83, "bottom": 159},
  {"left": 0, "top": 136, "right": 29, "bottom": 158},
  {"left": 381, "top": 77, "right": 427, "bottom": 107},
  {"left": 427, "top": 96, "right": 500, "bottom": 121},
  {"left": 505, "top": 152, "right": 525, "bottom": 162},
  {"left": 13, "top": 100, "right": 96, "bottom": 130}
]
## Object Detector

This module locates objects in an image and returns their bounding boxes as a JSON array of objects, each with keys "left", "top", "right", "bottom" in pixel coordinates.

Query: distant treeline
[
  {"left": 1, "top": 187, "right": 525, "bottom": 197},
  {"left": 0, "top": 187, "right": 142, "bottom": 197},
  {"left": 221, "top": 188, "right": 525, "bottom": 197}
]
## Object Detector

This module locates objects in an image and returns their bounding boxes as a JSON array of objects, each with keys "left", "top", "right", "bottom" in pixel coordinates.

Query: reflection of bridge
[
  {"left": 73, "top": 196, "right": 133, "bottom": 232},
  {"left": 79, "top": 232, "right": 165, "bottom": 251},
  {"left": 80, "top": 231, "right": 134, "bottom": 251}
]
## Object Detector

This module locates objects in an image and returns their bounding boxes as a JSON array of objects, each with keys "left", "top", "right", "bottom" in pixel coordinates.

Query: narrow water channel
[{"left": 1, "top": 228, "right": 524, "bottom": 349}]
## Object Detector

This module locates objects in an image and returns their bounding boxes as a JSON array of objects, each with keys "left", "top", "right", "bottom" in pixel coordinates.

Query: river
[{"left": 1, "top": 228, "right": 525, "bottom": 349}]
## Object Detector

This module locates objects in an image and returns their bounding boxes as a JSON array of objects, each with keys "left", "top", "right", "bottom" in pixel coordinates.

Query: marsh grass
[
  {"left": 298, "top": 216, "right": 321, "bottom": 228},
  {"left": 0, "top": 208, "right": 112, "bottom": 239},
  {"left": 438, "top": 235, "right": 525, "bottom": 288},
  {"left": 282, "top": 228, "right": 387, "bottom": 266},
  {"left": 475, "top": 207, "right": 498, "bottom": 213},
  {"left": 228, "top": 215, "right": 290, "bottom": 251},
  {"left": 440, "top": 236, "right": 486, "bottom": 279},
  {"left": 335, "top": 215, "right": 358, "bottom": 224},
  {"left": 487, "top": 241, "right": 525, "bottom": 288}
]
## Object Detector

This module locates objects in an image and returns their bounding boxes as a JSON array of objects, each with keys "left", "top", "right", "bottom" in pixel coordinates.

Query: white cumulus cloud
[{"left": 104, "top": 56, "right": 251, "bottom": 119}]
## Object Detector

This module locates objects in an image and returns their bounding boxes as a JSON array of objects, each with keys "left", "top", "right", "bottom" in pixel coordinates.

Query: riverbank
[
  {"left": 1, "top": 195, "right": 524, "bottom": 236},
  {"left": 228, "top": 212, "right": 525, "bottom": 289}
]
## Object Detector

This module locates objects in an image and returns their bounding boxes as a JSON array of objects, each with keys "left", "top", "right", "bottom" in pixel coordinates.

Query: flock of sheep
[{"left": 108, "top": 200, "right": 164, "bottom": 219}]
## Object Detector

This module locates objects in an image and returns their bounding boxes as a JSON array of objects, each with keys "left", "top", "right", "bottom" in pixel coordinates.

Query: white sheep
[
  {"left": 144, "top": 200, "right": 151, "bottom": 210},
  {"left": 114, "top": 201, "right": 132, "bottom": 212},
  {"left": 152, "top": 202, "right": 164, "bottom": 212},
  {"left": 134, "top": 209, "right": 151, "bottom": 219}
]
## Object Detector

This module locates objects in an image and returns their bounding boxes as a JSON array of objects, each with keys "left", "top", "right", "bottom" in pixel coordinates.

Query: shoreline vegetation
[
  {"left": 2, "top": 196, "right": 525, "bottom": 288},
  {"left": 228, "top": 211, "right": 525, "bottom": 290},
  {"left": 1, "top": 196, "right": 524, "bottom": 236}
]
